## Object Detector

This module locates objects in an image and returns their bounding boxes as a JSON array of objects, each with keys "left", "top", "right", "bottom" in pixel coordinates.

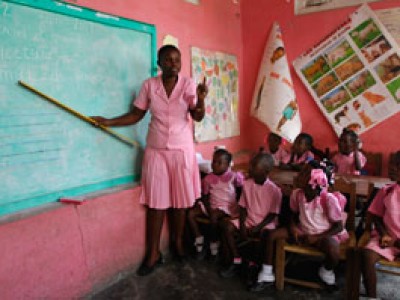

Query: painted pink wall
[{"left": 241, "top": 0, "right": 400, "bottom": 174}]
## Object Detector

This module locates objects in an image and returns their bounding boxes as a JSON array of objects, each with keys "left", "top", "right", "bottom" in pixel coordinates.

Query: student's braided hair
[{"left": 307, "top": 159, "right": 335, "bottom": 195}]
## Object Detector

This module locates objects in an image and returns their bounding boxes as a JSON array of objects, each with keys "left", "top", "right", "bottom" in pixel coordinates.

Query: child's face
[
  {"left": 211, "top": 153, "right": 230, "bottom": 176},
  {"left": 268, "top": 135, "right": 281, "bottom": 153},
  {"left": 158, "top": 49, "right": 181, "bottom": 77},
  {"left": 293, "top": 137, "right": 309, "bottom": 156},
  {"left": 249, "top": 158, "right": 269, "bottom": 185},
  {"left": 338, "top": 134, "right": 354, "bottom": 154},
  {"left": 388, "top": 156, "right": 400, "bottom": 182}
]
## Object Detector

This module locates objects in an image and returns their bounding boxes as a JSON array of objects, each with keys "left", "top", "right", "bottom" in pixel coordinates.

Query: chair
[
  {"left": 362, "top": 152, "right": 383, "bottom": 176},
  {"left": 275, "top": 177, "right": 359, "bottom": 299},
  {"left": 352, "top": 213, "right": 400, "bottom": 298}
]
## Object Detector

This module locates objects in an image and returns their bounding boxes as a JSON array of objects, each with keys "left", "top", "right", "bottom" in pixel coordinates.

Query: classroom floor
[{"left": 88, "top": 254, "right": 400, "bottom": 300}]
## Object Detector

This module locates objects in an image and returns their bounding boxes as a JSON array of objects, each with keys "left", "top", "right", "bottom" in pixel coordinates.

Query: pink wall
[{"left": 241, "top": 0, "right": 400, "bottom": 174}]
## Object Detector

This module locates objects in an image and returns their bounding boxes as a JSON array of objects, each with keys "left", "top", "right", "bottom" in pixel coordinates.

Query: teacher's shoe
[{"left": 136, "top": 254, "right": 164, "bottom": 276}]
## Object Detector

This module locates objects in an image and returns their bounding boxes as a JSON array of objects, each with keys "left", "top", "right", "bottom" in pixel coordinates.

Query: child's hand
[
  {"left": 380, "top": 234, "right": 394, "bottom": 248},
  {"left": 290, "top": 225, "right": 301, "bottom": 243},
  {"left": 305, "top": 235, "right": 319, "bottom": 245},
  {"left": 196, "top": 77, "right": 208, "bottom": 101}
]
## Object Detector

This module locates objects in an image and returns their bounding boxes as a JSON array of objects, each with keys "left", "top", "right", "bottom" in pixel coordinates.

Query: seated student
[
  {"left": 187, "top": 148, "right": 244, "bottom": 261},
  {"left": 332, "top": 128, "right": 366, "bottom": 175},
  {"left": 265, "top": 132, "right": 289, "bottom": 167},
  {"left": 218, "top": 152, "right": 282, "bottom": 278},
  {"left": 360, "top": 151, "right": 400, "bottom": 299},
  {"left": 254, "top": 160, "right": 348, "bottom": 288},
  {"left": 280, "top": 132, "right": 314, "bottom": 171}
]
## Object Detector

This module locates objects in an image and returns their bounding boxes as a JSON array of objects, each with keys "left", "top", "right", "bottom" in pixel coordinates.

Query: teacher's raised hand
[{"left": 196, "top": 76, "right": 208, "bottom": 101}]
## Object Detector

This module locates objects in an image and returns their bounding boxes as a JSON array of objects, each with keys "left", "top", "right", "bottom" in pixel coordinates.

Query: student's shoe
[
  {"left": 194, "top": 247, "right": 207, "bottom": 261},
  {"left": 318, "top": 266, "right": 335, "bottom": 285},
  {"left": 136, "top": 254, "right": 164, "bottom": 276},
  {"left": 219, "top": 263, "right": 240, "bottom": 278}
]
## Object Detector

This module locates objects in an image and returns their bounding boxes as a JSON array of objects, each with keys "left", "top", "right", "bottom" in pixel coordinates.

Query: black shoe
[
  {"left": 136, "top": 254, "right": 164, "bottom": 276},
  {"left": 219, "top": 263, "right": 240, "bottom": 278},
  {"left": 194, "top": 248, "right": 207, "bottom": 261},
  {"left": 248, "top": 281, "right": 273, "bottom": 292}
]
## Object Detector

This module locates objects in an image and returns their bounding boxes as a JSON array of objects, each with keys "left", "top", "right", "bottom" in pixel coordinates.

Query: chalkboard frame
[{"left": 1, "top": 0, "right": 157, "bottom": 216}]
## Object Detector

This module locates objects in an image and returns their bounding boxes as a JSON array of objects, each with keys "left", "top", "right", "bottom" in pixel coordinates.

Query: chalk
[{"left": 18, "top": 80, "right": 140, "bottom": 148}]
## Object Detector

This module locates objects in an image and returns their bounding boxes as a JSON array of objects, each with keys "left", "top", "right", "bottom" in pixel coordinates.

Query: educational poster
[
  {"left": 191, "top": 47, "right": 240, "bottom": 142},
  {"left": 293, "top": 4, "right": 400, "bottom": 137},
  {"left": 250, "top": 22, "right": 301, "bottom": 143},
  {"left": 295, "top": 0, "right": 382, "bottom": 15},
  {"left": 376, "top": 7, "right": 400, "bottom": 46}
]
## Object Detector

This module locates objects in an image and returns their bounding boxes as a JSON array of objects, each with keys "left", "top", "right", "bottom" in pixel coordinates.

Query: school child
[
  {"left": 265, "top": 132, "right": 289, "bottom": 167},
  {"left": 218, "top": 152, "right": 282, "bottom": 279},
  {"left": 187, "top": 148, "right": 244, "bottom": 261},
  {"left": 332, "top": 128, "right": 366, "bottom": 175},
  {"left": 254, "top": 160, "right": 348, "bottom": 289},
  {"left": 360, "top": 151, "right": 400, "bottom": 299},
  {"left": 281, "top": 132, "right": 314, "bottom": 170}
]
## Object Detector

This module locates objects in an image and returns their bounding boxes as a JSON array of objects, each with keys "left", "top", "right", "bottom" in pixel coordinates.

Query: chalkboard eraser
[{"left": 59, "top": 197, "right": 87, "bottom": 205}]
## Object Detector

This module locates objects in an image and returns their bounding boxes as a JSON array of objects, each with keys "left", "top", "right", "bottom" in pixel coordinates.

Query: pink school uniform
[
  {"left": 332, "top": 152, "right": 366, "bottom": 175},
  {"left": 282, "top": 150, "right": 314, "bottom": 165},
  {"left": 233, "top": 178, "right": 282, "bottom": 230},
  {"left": 290, "top": 189, "right": 349, "bottom": 243},
  {"left": 365, "top": 184, "right": 400, "bottom": 261},
  {"left": 269, "top": 147, "right": 289, "bottom": 166},
  {"left": 200, "top": 170, "right": 244, "bottom": 217},
  {"left": 134, "top": 75, "right": 201, "bottom": 209}
]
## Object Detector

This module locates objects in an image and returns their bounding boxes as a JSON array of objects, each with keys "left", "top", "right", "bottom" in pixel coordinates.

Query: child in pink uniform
[
  {"left": 361, "top": 151, "right": 400, "bottom": 299},
  {"left": 266, "top": 132, "right": 289, "bottom": 167},
  {"left": 253, "top": 160, "right": 348, "bottom": 290},
  {"left": 188, "top": 149, "right": 244, "bottom": 260},
  {"left": 332, "top": 128, "right": 366, "bottom": 175},
  {"left": 281, "top": 133, "right": 314, "bottom": 171},
  {"left": 92, "top": 45, "right": 208, "bottom": 276},
  {"left": 219, "top": 152, "right": 282, "bottom": 279}
]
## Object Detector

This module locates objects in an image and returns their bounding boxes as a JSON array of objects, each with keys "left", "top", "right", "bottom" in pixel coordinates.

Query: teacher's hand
[{"left": 196, "top": 77, "right": 208, "bottom": 101}]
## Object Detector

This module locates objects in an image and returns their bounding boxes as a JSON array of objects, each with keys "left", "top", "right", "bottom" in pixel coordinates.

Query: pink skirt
[
  {"left": 364, "top": 230, "right": 400, "bottom": 261},
  {"left": 140, "top": 147, "right": 201, "bottom": 209}
]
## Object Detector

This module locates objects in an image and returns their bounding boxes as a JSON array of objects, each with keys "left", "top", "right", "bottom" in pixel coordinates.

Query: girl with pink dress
[
  {"left": 361, "top": 151, "right": 400, "bottom": 299},
  {"left": 251, "top": 160, "right": 348, "bottom": 291},
  {"left": 92, "top": 45, "right": 208, "bottom": 276},
  {"left": 187, "top": 148, "right": 244, "bottom": 261},
  {"left": 219, "top": 152, "right": 282, "bottom": 280},
  {"left": 281, "top": 133, "right": 314, "bottom": 171},
  {"left": 332, "top": 128, "right": 366, "bottom": 175}
]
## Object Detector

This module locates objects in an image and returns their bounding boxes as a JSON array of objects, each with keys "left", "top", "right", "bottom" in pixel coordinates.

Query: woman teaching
[{"left": 92, "top": 45, "right": 208, "bottom": 276}]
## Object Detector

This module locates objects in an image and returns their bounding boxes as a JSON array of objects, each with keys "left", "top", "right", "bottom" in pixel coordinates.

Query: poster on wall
[
  {"left": 293, "top": 4, "right": 400, "bottom": 137},
  {"left": 191, "top": 47, "right": 240, "bottom": 142},
  {"left": 294, "top": 0, "right": 382, "bottom": 15},
  {"left": 250, "top": 22, "right": 301, "bottom": 143},
  {"left": 376, "top": 7, "right": 400, "bottom": 46}
]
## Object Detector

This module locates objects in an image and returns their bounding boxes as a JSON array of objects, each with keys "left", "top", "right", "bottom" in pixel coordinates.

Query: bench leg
[{"left": 275, "top": 239, "right": 285, "bottom": 291}]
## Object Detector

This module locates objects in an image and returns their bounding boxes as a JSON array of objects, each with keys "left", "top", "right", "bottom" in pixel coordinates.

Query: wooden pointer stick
[{"left": 18, "top": 80, "right": 140, "bottom": 148}]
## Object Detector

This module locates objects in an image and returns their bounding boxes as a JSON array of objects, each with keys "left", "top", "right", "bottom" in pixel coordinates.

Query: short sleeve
[
  {"left": 290, "top": 189, "right": 301, "bottom": 212},
  {"left": 325, "top": 193, "right": 343, "bottom": 222},
  {"left": 234, "top": 172, "right": 245, "bottom": 187},
  {"left": 202, "top": 176, "right": 211, "bottom": 195},
  {"left": 270, "top": 185, "right": 283, "bottom": 214},
  {"left": 133, "top": 80, "right": 150, "bottom": 111},
  {"left": 357, "top": 152, "right": 367, "bottom": 169},
  {"left": 184, "top": 78, "right": 197, "bottom": 109},
  {"left": 368, "top": 187, "right": 387, "bottom": 217}
]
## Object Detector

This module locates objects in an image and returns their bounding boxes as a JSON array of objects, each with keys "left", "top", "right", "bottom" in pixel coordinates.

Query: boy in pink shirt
[
  {"left": 361, "top": 151, "right": 400, "bottom": 299},
  {"left": 219, "top": 152, "right": 282, "bottom": 279},
  {"left": 188, "top": 148, "right": 244, "bottom": 261},
  {"left": 266, "top": 132, "right": 289, "bottom": 167},
  {"left": 332, "top": 128, "right": 366, "bottom": 175}
]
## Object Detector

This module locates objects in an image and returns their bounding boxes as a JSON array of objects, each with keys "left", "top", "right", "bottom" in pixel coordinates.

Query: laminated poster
[
  {"left": 293, "top": 4, "right": 400, "bottom": 136},
  {"left": 191, "top": 47, "right": 240, "bottom": 142}
]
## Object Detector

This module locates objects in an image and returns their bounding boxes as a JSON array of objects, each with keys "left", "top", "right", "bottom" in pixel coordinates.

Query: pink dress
[
  {"left": 290, "top": 189, "right": 349, "bottom": 243},
  {"left": 233, "top": 178, "right": 282, "bottom": 230},
  {"left": 332, "top": 151, "right": 366, "bottom": 175},
  {"left": 134, "top": 75, "right": 201, "bottom": 209},
  {"left": 268, "top": 147, "right": 289, "bottom": 166},
  {"left": 282, "top": 150, "right": 314, "bottom": 165},
  {"left": 200, "top": 170, "right": 244, "bottom": 217},
  {"left": 365, "top": 184, "right": 400, "bottom": 261}
]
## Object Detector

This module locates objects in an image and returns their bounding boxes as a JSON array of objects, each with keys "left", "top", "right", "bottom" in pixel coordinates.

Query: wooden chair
[
  {"left": 352, "top": 213, "right": 400, "bottom": 298},
  {"left": 275, "top": 177, "right": 359, "bottom": 299},
  {"left": 362, "top": 151, "right": 383, "bottom": 176}
]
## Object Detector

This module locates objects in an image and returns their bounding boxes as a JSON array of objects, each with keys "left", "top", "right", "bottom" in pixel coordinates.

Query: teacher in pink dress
[{"left": 92, "top": 45, "right": 208, "bottom": 276}]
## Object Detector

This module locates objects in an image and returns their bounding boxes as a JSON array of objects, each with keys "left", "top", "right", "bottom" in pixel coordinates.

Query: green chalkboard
[{"left": 0, "top": 0, "right": 157, "bottom": 216}]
